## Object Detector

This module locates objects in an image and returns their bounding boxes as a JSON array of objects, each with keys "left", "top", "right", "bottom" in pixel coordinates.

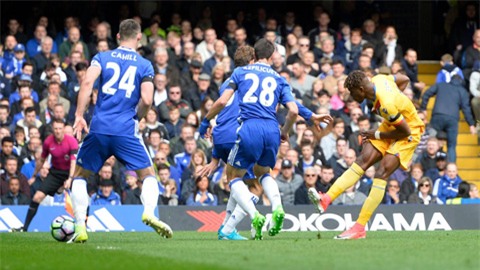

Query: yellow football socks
[
  {"left": 327, "top": 162, "right": 364, "bottom": 201},
  {"left": 357, "top": 178, "right": 387, "bottom": 226}
]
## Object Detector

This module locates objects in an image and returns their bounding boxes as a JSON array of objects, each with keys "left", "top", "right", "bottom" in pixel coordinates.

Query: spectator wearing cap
[
  {"left": 26, "top": 25, "right": 58, "bottom": 58},
  {"left": 9, "top": 76, "right": 40, "bottom": 104},
  {"left": 202, "top": 40, "right": 233, "bottom": 76},
  {"left": 275, "top": 159, "right": 303, "bottom": 205},
  {"left": 425, "top": 152, "right": 448, "bottom": 183},
  {"left": 420, "top": 75, "right": 476, "bottom": 162},
  {"left": 413, "top": 111, "right": 437, "bottom": 161},
  {"left": 90, "top": 179, "right": 122, "bottom": 206},
  {"left": 184, "top": 73, "right": 218, "bottom": 111},
  {"left": 122, "top": 170, "right": 141, "bottom": 205},
  {"left": 436, "top": 53, "right": 464, "bottom": 83},
  {"left": 436, "top": 131, "right": 448, "bottom": 152},
  {"left": 180, "top": 59, "right": 203, "bottom": 92},
  {"left": 0, "top": 176, "right": 30, "bottom": 205},
  {"left": 3, "top": 44, "right": 27, "bottom": 79},
  {"left": 469, "top": 60, "right": 480, "bottom": 125}
]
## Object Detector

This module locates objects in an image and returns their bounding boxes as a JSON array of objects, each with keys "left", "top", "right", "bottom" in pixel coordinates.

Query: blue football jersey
[
  {"left": 212, "top": 78, "right": 240, "bottom": 145},
  {"left": 89, "top": 46, "right": 154, "bottom": 136},
  {"left": 228, "top": 62, "right": 295, "bottom": 122}
]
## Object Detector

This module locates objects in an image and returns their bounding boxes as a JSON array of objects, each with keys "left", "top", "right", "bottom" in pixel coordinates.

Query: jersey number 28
[
  {"left": 242, "top": 73, "right": 277, "bottom": 106},
  {"left": 102, "top": 62, "right": 137, "bottom": 98}
]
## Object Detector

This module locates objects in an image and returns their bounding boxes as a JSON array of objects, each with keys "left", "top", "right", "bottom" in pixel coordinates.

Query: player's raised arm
[
  {"left": 73, "top": 64, "right": 101, "bottom": 140},
  {"left": 393, "top": 73, "right": 410, "bottom": 91}
]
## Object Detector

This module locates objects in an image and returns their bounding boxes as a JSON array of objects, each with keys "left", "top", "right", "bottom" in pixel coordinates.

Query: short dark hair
[
  {"left": 0, "top": 104, "right": 9, "bottom": 112},
  {"left": 52, "top": 118, "right": 66, "bottom": 126},
  {"left": 24, "top": 106, "right": 36, "bottom": 115},
  {"left": 300, "top": 140, "right": 313, "bottom": 149},
  {"left": 234, "top": 45, "right": 255, "bottom": 67},
  {"left": 22, "top": 60, "right": 34, "bottom": 69},
  {"left": 344, "top": 70, "right": 367, "bottom": 91},
  {"left": 362, "top": 43, "right": 375, "bottom": 51},
  {"left": 321, "top": 164, "right": 333, "bottom": 171},
  {"left": 336, "top": 137, "right": 347, "bottom": 144},
  {"left": 157, "top": 163, "right": 170, "bottom": 171},
  {"left": 75, "top": 62, "right": 88, "bottom": 72},
  {"left": 358, "top": 115, "right": 369, "bottom": 123},
  {"left": 254, "top": 38, "right": 275, "bottom": 60},
  {"left": 118, "top": 19, "right": 141, "bottom": 41},
  {"left": 149, "top": 129, "right": 161, "bottom": 138},
  {"left": 333, "top": 117, "right": 344, "bottom": 127},
  {"left": 5, "top": 155, "right": 17, "bottom": 163}
]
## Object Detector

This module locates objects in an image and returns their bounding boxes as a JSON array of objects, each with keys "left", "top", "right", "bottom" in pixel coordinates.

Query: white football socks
[
  {"left": 71, "top": 179, "right": 89, "bottom": 227},
  {"left": 260, "top": 173, "right": 282, "bottom": 210},
  {"left": 141, "top": 176, "right": 160, "bottom": 217},
  {"left": 223, "top": 194, "right": 258, "bottom": 235},
  {"left": 222, "top": 195, "right": 237, "bottom": 226},
  {"left": 230, "top": 178, "right": 257, "bottom": 219}
]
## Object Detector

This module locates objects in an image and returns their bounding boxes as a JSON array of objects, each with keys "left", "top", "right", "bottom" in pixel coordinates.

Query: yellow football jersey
[{"left": 371, "top": 74, "right": 424, "bottom": 133}]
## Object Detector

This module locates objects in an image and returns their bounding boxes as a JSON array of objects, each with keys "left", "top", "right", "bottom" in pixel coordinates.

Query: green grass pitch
[{"left": 1, "top": 231, "right": 479, "bottom": 270}]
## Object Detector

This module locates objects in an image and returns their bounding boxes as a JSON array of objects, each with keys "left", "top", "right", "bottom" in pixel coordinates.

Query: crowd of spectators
[{"left": 0, "top": 2, "right": 479, "bottom": 207}]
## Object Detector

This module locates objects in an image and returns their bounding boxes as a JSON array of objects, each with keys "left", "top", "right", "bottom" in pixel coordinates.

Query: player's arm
[
  {"left": 75, "top": 66, "right": 100, "bottom": 118},
  {"left": 294, "top": 100, "right": 333, "bottom": 132},
  {"left": 282, "top": 101, "right": 299, "bottom": 141},
  {"left": 205, "top": 89, "right": 234, "bottom": 121},
  {"left": 393, "top": 73, "right": 410, "bottom": 91},
  {"left": 362, "top": 103, "right": 411, "bottom": 140},
  {"left": 74, "top": 65, "right": 101, "bottom": 140},
  {"left": 138, "top": 79, "right": 154, "bottom": 119}
]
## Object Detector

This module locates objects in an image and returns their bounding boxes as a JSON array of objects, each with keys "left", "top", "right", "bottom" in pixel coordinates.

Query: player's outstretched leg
[
  {"left": 141, "top": 175, "right": 173, "bottom": 238},
  {"left": 336, "top": 153, "right": 397, "bottom": 240},
  {"left": 68, "top": 179, "right": 89, "bottom": 243},
  {"left": 259, "top": 173, "right": 284, "bottom": 236},
  {"left": 219, "top": 193, "right": 259, "bottom": 240},
  {"left": 334, "top": 178, "right": 386, "bottom": 240},
  {"left": 229, "top": 177, "right": 265, "bottom": 240}
]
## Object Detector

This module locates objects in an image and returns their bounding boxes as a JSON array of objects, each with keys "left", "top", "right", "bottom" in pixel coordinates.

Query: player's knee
[{"left": 32, "top": 191, "right": 46, "bottom": 203}]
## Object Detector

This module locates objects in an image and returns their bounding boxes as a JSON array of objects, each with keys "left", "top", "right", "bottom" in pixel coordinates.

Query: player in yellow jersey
[{"left": 308, "top": 70, "right": 425, "bottom": 239}]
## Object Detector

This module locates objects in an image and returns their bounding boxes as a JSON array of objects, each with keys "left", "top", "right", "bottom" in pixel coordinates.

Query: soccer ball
[{"left": 51, "top": 215, "right": 75, "bottom": 242}]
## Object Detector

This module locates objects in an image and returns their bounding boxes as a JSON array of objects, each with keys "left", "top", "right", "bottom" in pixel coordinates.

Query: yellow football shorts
[{"left": 370, "top": 123, "right": 424, "bottom": 170}]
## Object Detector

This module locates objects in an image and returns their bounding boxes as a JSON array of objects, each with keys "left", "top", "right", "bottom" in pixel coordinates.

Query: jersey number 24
[{"left": 102, "top": 62, "right": 137, "bottom": 98}]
